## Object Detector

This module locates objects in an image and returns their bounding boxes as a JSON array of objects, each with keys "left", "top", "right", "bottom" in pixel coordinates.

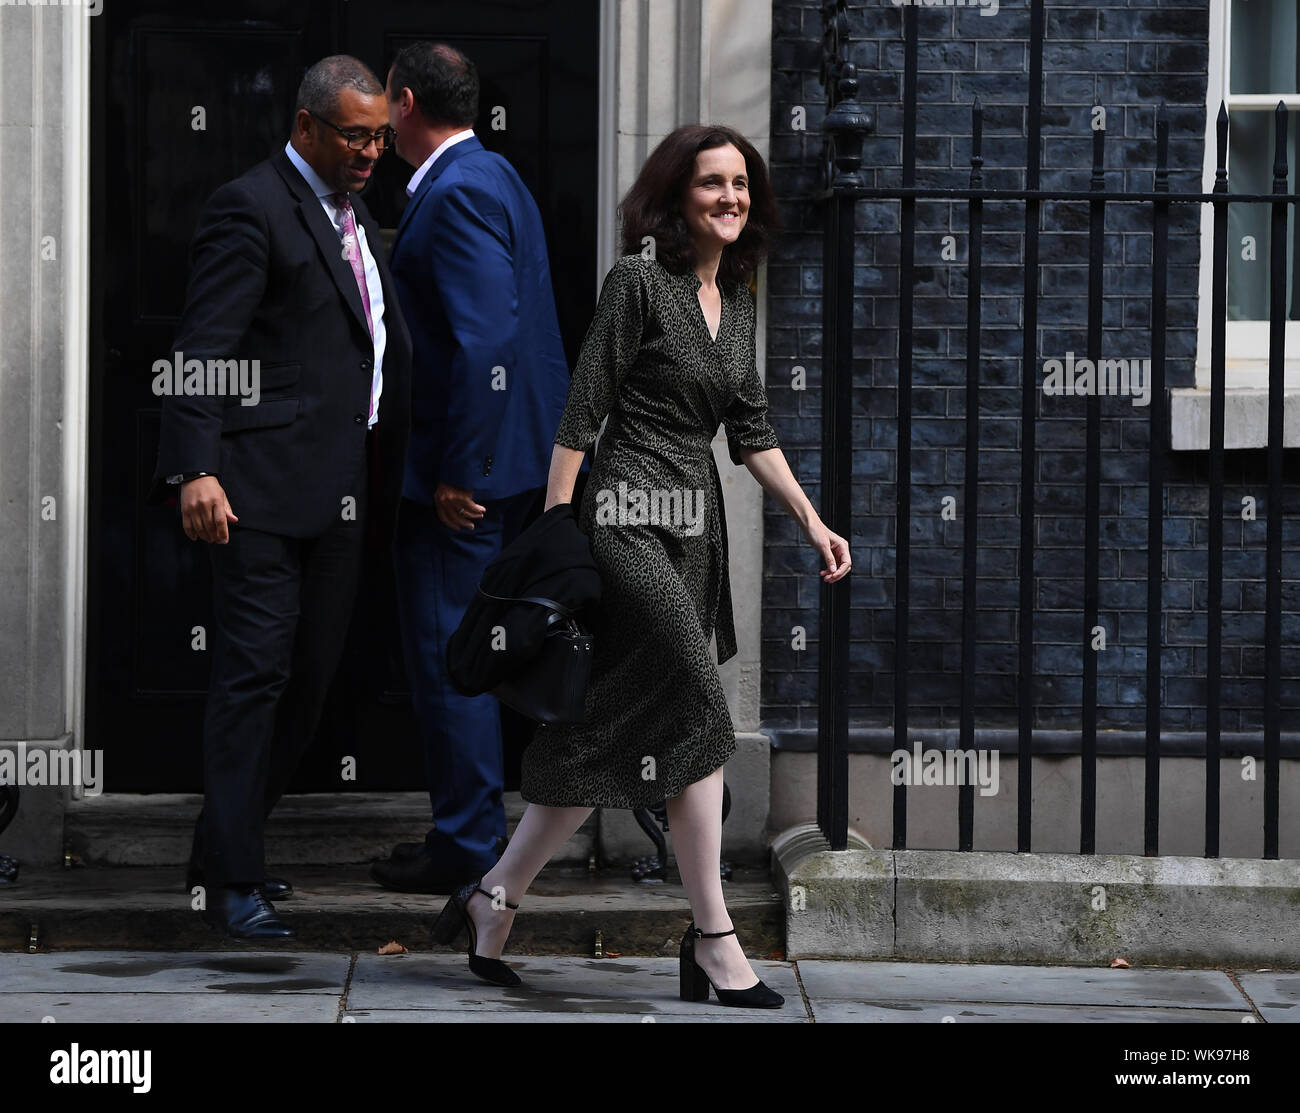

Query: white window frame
[
  {"left": 1196, "top": 0, "right": 1300, "bottom": 390},
  {"left": 1179, "top": 0, "right": 1300, "bottom": 448}
]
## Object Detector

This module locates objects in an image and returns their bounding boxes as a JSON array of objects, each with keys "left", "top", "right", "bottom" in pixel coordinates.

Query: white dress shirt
[
  {"left": 405, "top": 128, "right": 476, "bottom": 198},
  {"left": 285, "top": 141, "right": 386, "bottom": 428}
]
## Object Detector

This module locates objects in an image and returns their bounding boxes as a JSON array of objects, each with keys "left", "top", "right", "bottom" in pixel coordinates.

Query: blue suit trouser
[{"left": 393, "top": 489, "right": 538, "bottom": 874}]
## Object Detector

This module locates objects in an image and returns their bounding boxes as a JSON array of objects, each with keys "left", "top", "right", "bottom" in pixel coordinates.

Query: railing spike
[{"left": 1273, "top": 101, "right": 1288, "bottom": 185}]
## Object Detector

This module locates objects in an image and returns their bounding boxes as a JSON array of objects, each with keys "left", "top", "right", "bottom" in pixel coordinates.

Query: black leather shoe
[
  {"left": 387, "top": 838, "right": 506, "bottom": 866},
  {"left": 387, "top": 837, "right": 499, "bottom": 863},
  {"left": 186, "top": 865, "right": 293, "bottom": 901},
  {"left": 201, "top": 885, "right": 295, "bottom": 941},
  {"left": 368, "top": 853, "right": 476, "bottom": 895}
]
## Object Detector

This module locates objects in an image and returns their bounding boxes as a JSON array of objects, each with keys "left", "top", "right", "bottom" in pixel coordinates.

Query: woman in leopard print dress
[
  {"left": 440, "top": 125, "right": 850, "bottom": 1007},
  {"left": 518, "top": 251, "right": 770, "bottom": 808}
]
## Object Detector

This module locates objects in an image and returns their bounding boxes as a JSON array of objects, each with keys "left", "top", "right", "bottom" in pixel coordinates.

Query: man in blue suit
[{"left": 374, "top": 41, "right": 571, "bottom": 892}]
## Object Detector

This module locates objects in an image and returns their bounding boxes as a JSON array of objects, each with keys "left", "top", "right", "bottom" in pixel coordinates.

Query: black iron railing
[{"left": 813, "top": 0, "right": 1290, "bottom": 857}]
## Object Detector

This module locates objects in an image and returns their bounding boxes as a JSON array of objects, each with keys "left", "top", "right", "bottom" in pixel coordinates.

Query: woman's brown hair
[{"left": 619, "top": 124, "right": 780, "bottom": 288}]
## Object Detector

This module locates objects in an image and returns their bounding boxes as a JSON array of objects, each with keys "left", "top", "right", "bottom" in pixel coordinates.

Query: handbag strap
[{"left": 475, "top": 586, "right": 578, "bottom": 619}]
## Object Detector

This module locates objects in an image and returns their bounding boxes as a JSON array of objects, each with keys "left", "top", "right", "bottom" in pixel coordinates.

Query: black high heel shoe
[
  {"left": 679, "top": 922, "right": 784, "bottom": 1008},
  {"left": 430, "top": 878, "right": 522, "bottom": 987}
]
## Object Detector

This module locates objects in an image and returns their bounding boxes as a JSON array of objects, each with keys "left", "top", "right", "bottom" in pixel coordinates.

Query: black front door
[{"left": 88, "top": 0, "right": 600, "bottom": 791}]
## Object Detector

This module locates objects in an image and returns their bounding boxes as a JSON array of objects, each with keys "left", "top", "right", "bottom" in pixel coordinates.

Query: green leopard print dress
[{"left": 519, "top": 253, "right": 780, "bottom": 808}]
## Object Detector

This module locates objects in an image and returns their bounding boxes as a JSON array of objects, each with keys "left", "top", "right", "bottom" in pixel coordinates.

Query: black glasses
[{"left": 309, "top": 111, "right": 395, "bottom": 153}]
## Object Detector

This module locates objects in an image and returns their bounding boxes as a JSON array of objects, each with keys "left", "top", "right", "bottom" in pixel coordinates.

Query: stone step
[
  {"left": 1, "top": 865, "right": 785, "bottom": 957},
  {"left": 63, "top": 792, "right": 597, "bottom": 868}
]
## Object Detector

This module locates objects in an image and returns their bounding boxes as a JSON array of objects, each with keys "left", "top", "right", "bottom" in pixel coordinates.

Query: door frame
[
  {"left": 67, "top": 3, "right": 620, "bottom": 798},
  {"left": 65, "top": 8, "right": 92, "bottom": 802},
  {"left": 66, "top": 0, "right": 774, "bottom": 792}
]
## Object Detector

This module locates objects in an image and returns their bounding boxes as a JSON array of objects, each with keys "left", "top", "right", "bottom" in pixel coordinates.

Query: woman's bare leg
[
  {"left": 664, "top": 766, "right": 759, "bottom": 989},
  {"left": 466, "top": 802, "right": 592, "bottom": 959}
]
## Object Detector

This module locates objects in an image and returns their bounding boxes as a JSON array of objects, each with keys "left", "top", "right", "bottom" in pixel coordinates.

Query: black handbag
[{"left": 476, "top": 590, "right": 594, "bottom": 725}]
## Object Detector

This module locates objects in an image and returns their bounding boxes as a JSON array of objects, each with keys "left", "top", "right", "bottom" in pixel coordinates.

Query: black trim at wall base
[{"left": 766, "top": 727, "right": 1300, "bottom": 758}]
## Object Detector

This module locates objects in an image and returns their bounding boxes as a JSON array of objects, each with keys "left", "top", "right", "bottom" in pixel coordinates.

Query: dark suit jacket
[
  {"left": 388, "top": 135, "right": 569, "bottom": 504},
  {"left": 151, "top": 149, "right": 412, "bottom": 540}
]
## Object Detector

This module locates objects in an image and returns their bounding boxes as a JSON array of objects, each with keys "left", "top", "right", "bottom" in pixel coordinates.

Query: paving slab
[
  {"left": 346, "top": 953, "right": 807, "bottom": 1019},
  {"left": 796, "top": 960, "right": 1246, "bottom": 1010},
  {"left": 808, "top": 1000, "right": 1253, "bottom": 1023},
  {"left": 1235, "top": 972, "right": 1300, "bottom": 1024},
  {"left": 0, "top": 993, "right": 339, "bottom": 1023},
  {"left": 0, "top": 950, "right": 1283, "bottom": 1024},
  {"left": 0, "top": 951, "right": 350, "bottom": 995},
  {"left": 342, "top": 1009, "right": 805, "bottom": 1023}
]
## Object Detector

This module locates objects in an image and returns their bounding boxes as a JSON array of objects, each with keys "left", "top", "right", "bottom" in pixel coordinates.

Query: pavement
[{"left": 1, "top": 949, "right": 1296, "bottom": 1022}]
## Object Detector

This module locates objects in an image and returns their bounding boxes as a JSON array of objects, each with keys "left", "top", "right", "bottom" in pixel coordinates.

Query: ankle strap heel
[
  {"left": 430, "top": 879, "right": 522, "bottom": 988},
  {"left": 678, "top": 921, "right": 785, "bottom": 1010},
  {"left": 690, "top": 925, "right": 736, "bottom": 939},
  {"left": 476, "top": 886, "right": 519, "bottom": 910}
]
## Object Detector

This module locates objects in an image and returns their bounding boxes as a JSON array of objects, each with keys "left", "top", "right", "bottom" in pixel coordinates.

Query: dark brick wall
[{"left": 761, "top": 0, "right": 1300, "bottom": 737}]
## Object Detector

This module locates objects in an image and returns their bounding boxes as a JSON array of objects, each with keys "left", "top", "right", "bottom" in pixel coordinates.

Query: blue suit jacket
[{"left": 388, "top": 136, "right": 570, "bottom": 504}]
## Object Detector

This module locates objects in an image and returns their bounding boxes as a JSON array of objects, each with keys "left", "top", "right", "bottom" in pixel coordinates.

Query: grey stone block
[
  {"left": 771, "top": 822, "right": 891, "bottom": 959},
  {"left": 893, "top": 850, "right": 1300, "bottom": 966},
  {"left": 0, "top": 7, "right": 36, "bottom": 128},
  {"left": 1171, "top": 387, "right": 1300, "bottom": 450},
  {"left": 773, "top": 826, "right": 1300, "bottom": 964},
  {"left": 0, "top": 749, "right": 67, "bottom": 866}
]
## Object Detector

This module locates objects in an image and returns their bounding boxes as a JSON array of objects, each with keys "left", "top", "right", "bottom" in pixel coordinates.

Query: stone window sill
[{"left": 1169, "top": 387, "right": 1300, "bottom": 450}]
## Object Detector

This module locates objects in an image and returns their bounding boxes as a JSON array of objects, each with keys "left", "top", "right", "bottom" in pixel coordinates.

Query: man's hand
[
  {"left": 434, "top": 482, "right": 486, "bottom": 531},
  {"left": 181, "top": 476, "right": 239, "bottom": 544}
]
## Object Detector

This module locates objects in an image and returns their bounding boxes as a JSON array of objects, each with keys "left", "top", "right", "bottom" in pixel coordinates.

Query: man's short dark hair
[
  {"left": 294, "top": 55, "right": 384, "bottom": 121},
  {"left": 388, "top": 42, "right": 479, "bottom": 128}
]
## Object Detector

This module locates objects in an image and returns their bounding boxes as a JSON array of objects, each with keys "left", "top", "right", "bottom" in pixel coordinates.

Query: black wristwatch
[{"left": 166, "top": 472, "right": 213, "bottom": 485}]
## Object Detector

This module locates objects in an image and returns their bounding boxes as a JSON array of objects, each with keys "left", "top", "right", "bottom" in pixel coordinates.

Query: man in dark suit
[
  {"left": 371, "top": 42, "right": 570, "bottom": 892},
  {"left": 152, "top": 55, "right": 412, "bottom": 938}
]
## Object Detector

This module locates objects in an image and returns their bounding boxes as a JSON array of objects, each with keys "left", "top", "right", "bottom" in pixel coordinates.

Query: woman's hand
[
  {"left": 738, "top": 446, "right": 851, "bottom": 583},
  {"left": 802, "top": 514, "right": 851, "bottom": 583}
]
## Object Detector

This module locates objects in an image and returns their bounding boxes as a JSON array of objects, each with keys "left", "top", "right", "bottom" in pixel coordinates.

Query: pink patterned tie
[
  {"left": 333, "top": 193, "right": 375, "bottom": 421},
  {"left": 333, "top": 193, "right": 374, "bottom": 336}
]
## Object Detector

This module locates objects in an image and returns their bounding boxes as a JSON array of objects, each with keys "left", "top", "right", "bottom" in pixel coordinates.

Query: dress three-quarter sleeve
[
  {"left": 724, "top": 284, "right": 781, "bottom": 465},
  {"left": 554, "top": 255, "right": 648, "bottom": 452}
]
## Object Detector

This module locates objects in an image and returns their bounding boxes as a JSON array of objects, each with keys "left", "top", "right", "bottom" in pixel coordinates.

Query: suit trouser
[
  {"left": 194, "top": 454, "right": 368, "bottom": 886},
  {"left": 393, "top": 489, "right": 537, "bottom": 875}
]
